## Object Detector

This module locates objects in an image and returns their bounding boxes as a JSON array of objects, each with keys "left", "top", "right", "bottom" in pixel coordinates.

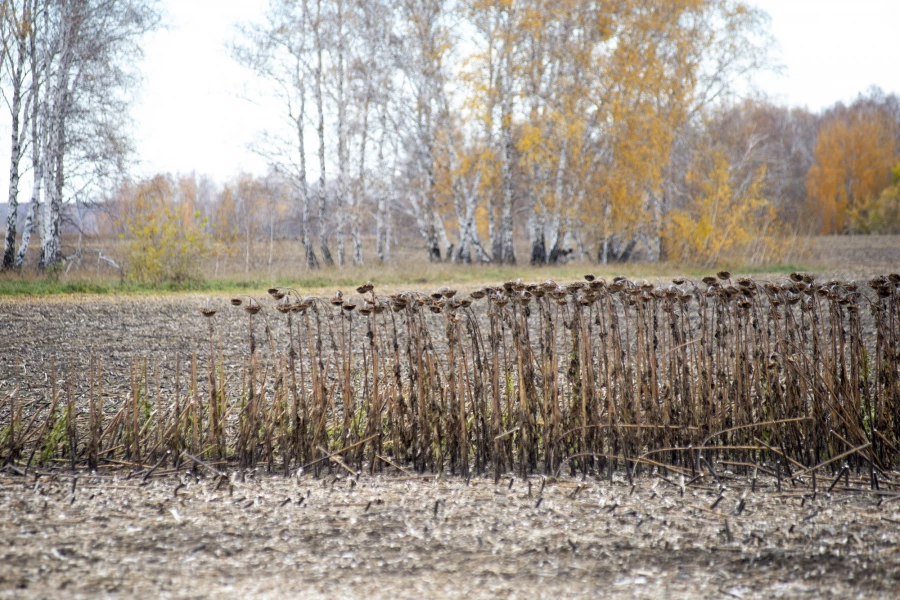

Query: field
[
  {"left": 1, "top": 237, "right": 900, "bottom": 598},
  {"left": 2, "top": 471, "right": 900, "bottom": 599}
]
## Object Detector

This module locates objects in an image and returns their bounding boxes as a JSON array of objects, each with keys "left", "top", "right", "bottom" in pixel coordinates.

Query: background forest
[{"left": 1, "top": 0, "right": 899, "bottom": 284}]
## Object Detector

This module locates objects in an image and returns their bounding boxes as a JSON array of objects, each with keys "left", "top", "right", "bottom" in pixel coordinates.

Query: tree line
[
  {"left": 226, "top": 0, "right": 900, "bottom": 268},
  {"left": 101, "top": 80, "right": 900, "bottom": 283},
  {"left": 230, "top": 0, "right": 780, "bottom": 268},
  {"left": 3, "top": 0, "right": 900, "bottom": 277}
]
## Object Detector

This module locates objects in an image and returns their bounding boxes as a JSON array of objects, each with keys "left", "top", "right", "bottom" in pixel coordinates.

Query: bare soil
[
  {"left": 809, "top": 235, "right": 900, "bottom": 269},
  {"left": 0, "top": 295, "right": 254, "bottom": 407},
  {"left": 1, "top": 470, "right": 900, "bottom": 599}
]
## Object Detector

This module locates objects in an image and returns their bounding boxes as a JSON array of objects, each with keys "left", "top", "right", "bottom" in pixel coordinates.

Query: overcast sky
[
  {"left": 132, "top": 0, "right": 271, "bottom": 184},
  {"left": 10, "top": 0, "right": 900, "bottom": 192},
  {"left": 750, "top": 0, "right": 900, "bottom": 108}
]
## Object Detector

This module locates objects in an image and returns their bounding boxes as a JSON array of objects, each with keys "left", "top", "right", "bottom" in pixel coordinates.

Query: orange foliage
[{"left": 807, "top": 105, "right": 898, "bottom": 234}]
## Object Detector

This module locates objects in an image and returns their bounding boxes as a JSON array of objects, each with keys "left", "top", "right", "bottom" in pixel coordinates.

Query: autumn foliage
[
  {"left": 807, "top": 100, "right": 899, "bottom": 234},
  {"left": 664, "top": 151, "right": 769, "bottom": 266},
  {"left": 52, "top": 3, "right": 900, "bottom": 279},
  {"left": 117, "top": 175, "right": 210, "bottom": 284}
]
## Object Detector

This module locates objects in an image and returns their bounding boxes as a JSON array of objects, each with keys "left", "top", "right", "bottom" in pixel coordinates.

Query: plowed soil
[{"left": 2, "top": 470, "right": 900, "bottom": 599}]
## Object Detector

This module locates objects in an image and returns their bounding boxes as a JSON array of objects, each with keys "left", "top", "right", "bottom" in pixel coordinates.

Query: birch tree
[
  {"left": 232, "top": 0, "right": 778, "bottom": 266},
  {"left": 13, "top": 0, "right": 44, "bottom": 268},
  {"left": 344, "top": 0, "right": 394, "bottom": 265},
  {"left": 1, "top": 0, "right": 32, "bottom": 269},
  {"left": 233, "top": 0, "right": 322, "bottom": 268},
  {"left": 374, "top": 101, "right": 396, "bottom": 263},
  {"left": 1, "top": 0, "right": 160, "bottom": 272},
  {"left": 463, "top": 0, "right": 521, "bottom": 264},
  {"left": 310, "top": 0, "right": 334, "bottom": 265},
  {"left": 394, "top": 0, "right": 456, "bottom": 262},
  {"left": 329, "top": 0, "right": 350, "bottom": 265}
]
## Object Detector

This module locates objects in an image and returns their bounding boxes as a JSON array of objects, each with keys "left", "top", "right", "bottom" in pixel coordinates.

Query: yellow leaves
[
  {"left": 850, "top": 162, "right": 900, "bottom": 234},
  {"left": 454, "top": 0, "right": 778, "bottom": 258},
  {"left": 467, "top": 0, "right": 514, "bottom": 13},
  {"left": 118, "top": 175, "right": 210, "bottom": 284},
  {"left": 663, "top": 149, "right": 774, "bottom": 266},
  {"left": 571, "top": 0, "right": 701, "bottom": 236},
  {"left": 517, "top": 122, "right": 543, "bottom": 156},
  {"left": 454, "top": 140, "right": 501, "bottom": 237},
  {"left": 475, "top": 203, "right": 490, "bottom": 240},
  {"left": 519, "top": 5, "right": 546, "bottom": 36}
]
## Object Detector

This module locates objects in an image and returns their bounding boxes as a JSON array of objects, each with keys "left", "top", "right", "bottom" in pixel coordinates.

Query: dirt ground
[
  {"left": 2, "top": 469, "right": 900, "bottom": 599},
  {"left": 808, "top": 235, "right": 900, "bottom": 269},
  {"left": 0, "top": 294, "right": 258, "bottom": 409}
]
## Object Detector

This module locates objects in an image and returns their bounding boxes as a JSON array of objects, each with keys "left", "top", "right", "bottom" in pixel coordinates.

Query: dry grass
[
  {"left": 6, "top": 233, "right": 900, "bottom": 298},
  {"left": 809, "top": 235, "right": 900, "bottom": 269}
]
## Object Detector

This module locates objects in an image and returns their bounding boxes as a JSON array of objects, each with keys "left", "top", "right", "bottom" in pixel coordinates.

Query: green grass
[
  {"left": 0, "top": 275, "right": 267, "bottom": 297},
  {"left": 0, "top": 261, "right": 814, "bottom": 297}
]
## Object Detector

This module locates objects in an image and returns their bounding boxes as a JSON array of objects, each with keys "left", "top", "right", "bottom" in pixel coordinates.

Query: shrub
[
  {"left": 120, "top": 176, "right": 210, "bottom": 284},
  {"left": 851, "top": 164, "right": 900, "bottom": 234}
]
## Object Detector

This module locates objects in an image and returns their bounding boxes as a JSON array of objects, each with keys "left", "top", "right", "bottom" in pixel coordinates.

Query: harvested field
[
  {"left": 1, "top": 269, "right": 900, "bottom": 598},
  {"left": 2, "top": 471, "right": 900, "bottom": 599},
  {"left": 3, "top": 273, "right": 899, "bottom": 475},
  {"left": 809, "top": 235, "right": 900, "bottom": 270}
]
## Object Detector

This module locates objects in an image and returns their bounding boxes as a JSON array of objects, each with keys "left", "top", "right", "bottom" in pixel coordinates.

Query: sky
[
  {"left": 750, "top": 0, "right": 900, "bottom": 109},
  {"left": 6, "top": 0, "right": 900, "bottom": 192},
  {"left": 132, "top": 0, "right": 271, "bottom": 184}
]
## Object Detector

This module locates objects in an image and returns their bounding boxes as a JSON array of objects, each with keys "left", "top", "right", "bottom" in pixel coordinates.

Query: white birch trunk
[
  {"left": 351, "top": 78, "right": 371, "bottom": 266},
  {"left": 452, "top": 179, "right": 469, "bottom": 264},
  {"left": 296, "top": 90, "right": 318, "bottom": 269},
  {"left": 436, "top": 212, "right": 453, "bottom": 260},
  {"left": 546, "top": 138, "right": 569, "bottom": 263},
  {"left": 375, "top": 107, "right": 390, "bottom": 263},
  {"left": 375, "top": 194, "right": 386, "bottom": 263},
  {"left": 498, "top": 61, "right": 516, "bottom": 264},
  {"left": 454, "top": 173, "right": 490, "bottom": 264},
  {"left": 313, "top": 0, "right": 332, "bottom": 265},
  {"left": 529, "top": 206, "right": 546, "bottom": 265},
  {"left": 334, "top": 0, "right": 347, "bottom": 266},
  {"left": 290, "top": 7, "right": 318, "bottom": 270},
  {"left": 15, "top": 200, "right": 39, "bottom": 268},
  {"left": 16, "top": 3, "right": 43, "bottom": 270},
  {"left": 3, "top": 29, "right": 27, "bottom": 270},
  {"left": 499, "top": 101, "right": 516, "bottom": 265},
  {"left": 40, "top": 1, "right": 76, "bottom": 271}
]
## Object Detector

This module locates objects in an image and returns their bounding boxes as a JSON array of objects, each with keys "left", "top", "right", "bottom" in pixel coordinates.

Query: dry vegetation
[
  {"left": 2, "top": 265, "right": 900, "bottom": 597},
  {"left": 4, "top": 271, "right": 899, "bottom": 479},
  {"left": 809, "top": 235, "right": 900, "bottom": 269}
]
